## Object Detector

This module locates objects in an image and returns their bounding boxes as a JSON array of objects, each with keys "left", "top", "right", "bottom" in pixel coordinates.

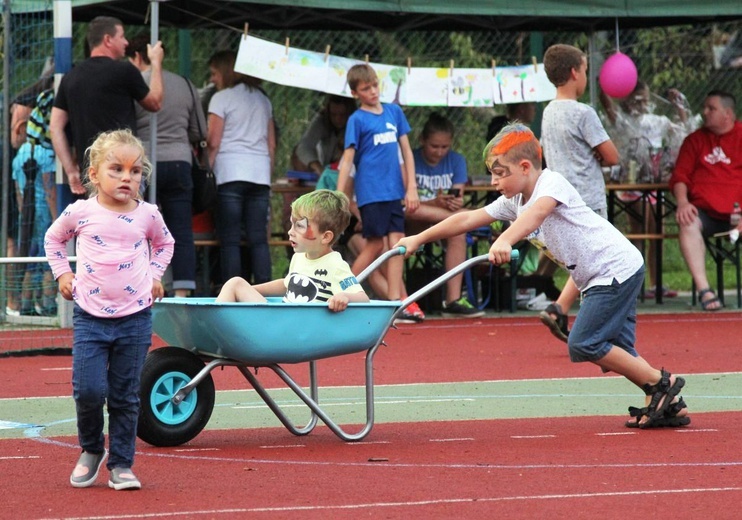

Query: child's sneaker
[
  {"left": 70, "top": 449, "right": 107, "bottom": 488},
  {"left": 109, "top": 467, "right": 141, "bottom": 490},
  {"left": 395, "top": 301, "right": 425, "bottom": 324},
  {"left": 441, "top": 297, "right": 485, "bottom": 318}
]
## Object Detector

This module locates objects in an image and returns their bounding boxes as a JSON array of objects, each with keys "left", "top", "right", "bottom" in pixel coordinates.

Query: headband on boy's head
[{"left": 483, "top": 124, "right": 542, "bottom": 165}]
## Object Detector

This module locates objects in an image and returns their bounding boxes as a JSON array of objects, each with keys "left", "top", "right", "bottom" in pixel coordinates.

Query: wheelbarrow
[{"left": 138, "top": 247, "right": 519, "bottom": 446}]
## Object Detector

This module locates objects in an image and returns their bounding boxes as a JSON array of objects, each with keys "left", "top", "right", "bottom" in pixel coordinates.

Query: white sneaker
[{"left": 525, "top": 293, "right": 550, "bottom": 311}]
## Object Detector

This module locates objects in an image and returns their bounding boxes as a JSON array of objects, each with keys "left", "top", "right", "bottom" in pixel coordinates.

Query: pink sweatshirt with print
[{"left": 45, "top": 198, "right": 175, "bottom": 318}]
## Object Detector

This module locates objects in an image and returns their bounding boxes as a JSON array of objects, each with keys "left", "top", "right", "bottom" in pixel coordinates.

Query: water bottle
[
  {"left": 731, "top": 202, "right": 741, "bottom": 228},
  {"left": 731, "top": 202, "right": 741, "bottom": 244}
]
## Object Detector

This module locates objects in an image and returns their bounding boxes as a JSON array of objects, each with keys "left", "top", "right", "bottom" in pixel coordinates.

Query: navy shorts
[
  {"left": 359, "top": 200, "right": 405, "bottom": 238},
  {"left": 698, "top": 208, "right": 729, "bottom": 238}
]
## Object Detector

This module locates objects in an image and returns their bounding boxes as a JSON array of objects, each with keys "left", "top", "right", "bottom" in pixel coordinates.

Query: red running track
[{"left": 2, "top": 313, "right": 742, "bottom": 519}]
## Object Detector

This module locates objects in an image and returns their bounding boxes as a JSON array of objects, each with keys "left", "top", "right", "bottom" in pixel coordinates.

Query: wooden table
[
  {"left": 463, "top": 184, "right": 500, "bottom": 208},
  {"left": 605, "top": 183, "right": 676, "bottom": 304}
]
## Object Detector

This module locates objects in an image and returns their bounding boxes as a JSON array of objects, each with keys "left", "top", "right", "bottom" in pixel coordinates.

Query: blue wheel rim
[{"left": 149, "top": 371, "right": 198, "bottom": 425}]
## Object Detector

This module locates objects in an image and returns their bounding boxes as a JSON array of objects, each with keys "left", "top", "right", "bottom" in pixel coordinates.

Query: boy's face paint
[
  {"left": 289, "top": 216, "right": 316, "bottom": 240},
  {"left": 485, "top": 157, "right": 515, "bottom": 180}
]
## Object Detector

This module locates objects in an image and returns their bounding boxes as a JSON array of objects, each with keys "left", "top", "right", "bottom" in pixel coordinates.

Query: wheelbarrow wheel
[{"left": 138, "top": 347, "right": 215, "bottom": 447}]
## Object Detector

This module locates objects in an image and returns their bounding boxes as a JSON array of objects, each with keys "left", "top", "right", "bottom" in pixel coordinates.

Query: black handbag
[
  {"left": 185, "top": 77, "right": 217, "bottom": 215},
  {"left": 191, "top": 145, "right": 217, "bottom": 215}
]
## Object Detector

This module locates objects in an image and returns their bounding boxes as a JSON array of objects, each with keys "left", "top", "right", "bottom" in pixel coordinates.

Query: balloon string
[{"left": 615, "top": 18, "right": 620, "bottom": 51}]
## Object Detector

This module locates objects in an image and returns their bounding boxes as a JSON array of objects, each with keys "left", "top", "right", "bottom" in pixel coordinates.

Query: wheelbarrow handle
[
  {"left": 356, "top": 246, "right": 406, "bottom": 283},
  {"left": 398, "top": 248, "right": 519, "bottom": 311}
]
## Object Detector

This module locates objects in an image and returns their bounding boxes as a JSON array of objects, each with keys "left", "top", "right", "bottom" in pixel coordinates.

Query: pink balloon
[{"left": 599, "top": 52, "right": 638, "bottom": 98}]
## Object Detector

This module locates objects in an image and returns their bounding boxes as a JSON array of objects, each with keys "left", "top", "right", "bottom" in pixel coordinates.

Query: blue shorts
[
  {"left": 567, "top": 266, "right": 644, "bottom": 363},
  {"left": 360, "top": 200, "right": 405, "bottom": 239}
]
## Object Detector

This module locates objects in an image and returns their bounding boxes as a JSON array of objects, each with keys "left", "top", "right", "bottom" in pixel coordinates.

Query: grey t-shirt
[
  {"left": 136, "top": 69, "right": 206, "bottom": 163},
  {"left": 484, "top": 169, "right": 643, "bottom": 291},
  {"left": 541, "top": 99, "right": 611, "bottom": 212}
]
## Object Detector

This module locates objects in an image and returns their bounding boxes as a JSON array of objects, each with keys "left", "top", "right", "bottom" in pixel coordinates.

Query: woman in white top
[{"left": 207, "top": 50, "right": 276, "bottom": 285}]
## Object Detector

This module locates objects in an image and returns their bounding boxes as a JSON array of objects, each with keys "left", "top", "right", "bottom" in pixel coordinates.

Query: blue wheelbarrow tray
[{"left": 152, "top": 297, "right": 400, "bottom": 365}]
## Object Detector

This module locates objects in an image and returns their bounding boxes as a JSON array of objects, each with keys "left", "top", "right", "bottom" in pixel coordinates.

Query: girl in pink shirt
[{"left": 45, "top": 129, "right": 174, "bottom": 491}]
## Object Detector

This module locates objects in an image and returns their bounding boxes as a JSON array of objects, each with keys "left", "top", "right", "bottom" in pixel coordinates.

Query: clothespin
[
  {"left": 243, "top": 23, "right": 249, "bottom": 39},
  {"left": 532, "top": 56, "right": 538, "bottom": 73},
  {"left": 365, "top": 54, "right": 369, "bottom": 64},
  {"left": 407, "top": 57, "right": 412, "bottom": 74},
  {"left": 449, "top": 59, "right": 455, "bottom": 75},
  {"left": 491, "top": 58, "right": 496, "bottom": 76},
  {"left": 285, "top": 37, "right": 290, "bottom": 55},
  {"left": 324, "top": 45, "right": 331, "bottom": 62}
]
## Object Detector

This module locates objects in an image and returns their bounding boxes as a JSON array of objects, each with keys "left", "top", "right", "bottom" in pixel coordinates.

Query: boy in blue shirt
[{"left": 338, "top": 64, "right": 422, "bottom": 322}]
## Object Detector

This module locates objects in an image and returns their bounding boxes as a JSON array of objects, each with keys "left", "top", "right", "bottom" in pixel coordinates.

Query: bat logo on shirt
[
  {"left": 314, "top": 269, "right": 328, "bottom": 276},
  {"left": 285, "top": 274, "right": 319, "bottom": 303}
]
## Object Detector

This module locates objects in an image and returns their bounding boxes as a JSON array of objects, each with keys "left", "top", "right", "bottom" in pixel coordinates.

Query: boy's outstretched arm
[
  {"left": 337, "top": 148, "right": 356, "bottom": 199},
  {"left": 489, "top": 197, "right": 556, "bottom": 264},
  {"left": 395, "top": 207, "right": 493, "bottom": 257},
  {"left": 398, "top": 135, "right": 419, "bottom": 213}
]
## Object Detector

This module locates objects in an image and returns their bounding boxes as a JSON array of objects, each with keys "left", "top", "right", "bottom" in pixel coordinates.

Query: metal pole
[
  {"left": 148, "top": 0, "right": 159, "bottom": 204},
  {"left": 53, "top": 0, "right": 74, "bottom": 328},
  {"left": 2, "top": 0, "right": 10, "bottom": 258},
  {"left": 2, "top": 0, "right": 11, "bottom": 317},
  {"left": 588, "top": 32, "right": 597, "bottom": 108}
]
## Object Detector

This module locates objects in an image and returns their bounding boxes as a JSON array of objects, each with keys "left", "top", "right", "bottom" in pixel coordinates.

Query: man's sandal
[
  {"left": 698, "top": 288, "right": 722, "bottom": 311},
  {"left": 539, "top": 303, "right": 569, "bottom": 343},
  {"left": 624, "top": 369, "right": 689, "bottom": 429}
]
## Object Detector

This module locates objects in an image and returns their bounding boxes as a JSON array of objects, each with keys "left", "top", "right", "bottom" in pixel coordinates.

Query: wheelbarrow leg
[
  {"left": 237, "top": 364, "right": 319, "bottom": 436},
  {"left": 246, "top": 344, "right": 381, "bottom": 442}
]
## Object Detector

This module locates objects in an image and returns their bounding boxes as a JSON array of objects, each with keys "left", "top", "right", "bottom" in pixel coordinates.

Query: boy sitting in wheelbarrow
[
  {"left": 217, "top": 189, "right": 369, "bottom": 312},
  {"left": 395, "top": 122, "right": 689, "bottom": 429}
]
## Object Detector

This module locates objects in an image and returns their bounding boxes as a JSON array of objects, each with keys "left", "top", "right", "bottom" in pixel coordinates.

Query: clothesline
[{"left": 234, "top": 33, "right": 556, "bottom": 107}]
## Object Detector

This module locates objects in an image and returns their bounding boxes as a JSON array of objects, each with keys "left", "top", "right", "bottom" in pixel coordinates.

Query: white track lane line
[{"left": 35, "top": 486, "right": 742, "bottom": 520}]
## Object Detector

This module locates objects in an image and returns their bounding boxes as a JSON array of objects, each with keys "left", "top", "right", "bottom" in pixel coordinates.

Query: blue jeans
[
  {"left": 568, "top": 266, "right": 644, "bottom": 363},
  {"left": 216, "top": 181, "right": 272, "bottom": 284},
  {"left": 72, "top": 305, "right": 152, "bottom": 469},
  {"left": 154, "top": 161, "right": 196, "bottom": 291}
]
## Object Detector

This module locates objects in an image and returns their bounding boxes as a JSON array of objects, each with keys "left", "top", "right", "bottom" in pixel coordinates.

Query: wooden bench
[{"left": 623, "top": 233, "right": 678, "bottom": 240}]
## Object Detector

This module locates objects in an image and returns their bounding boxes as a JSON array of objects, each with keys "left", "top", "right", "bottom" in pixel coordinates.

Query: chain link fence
[{"left": 1, "top": 3, "right": 741, "bottom": 334}]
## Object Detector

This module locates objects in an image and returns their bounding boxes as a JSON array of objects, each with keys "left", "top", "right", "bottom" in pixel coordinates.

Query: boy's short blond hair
[
  {"left": 291, "top": 190, "right": 351, "bottom": 245},
  {"left": 482, "top": 122, "right": 542, "bottom": 167},
  {"left": 347, "top": 64, "right": 378, "bottom": 92},
  {"left": 544, "top": 44, "right": 586, "bottom": 87}
]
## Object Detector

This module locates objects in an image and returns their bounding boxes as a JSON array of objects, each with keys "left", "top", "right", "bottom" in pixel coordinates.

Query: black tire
[{"left": 137, "top": 347, "right": 215, "bottom": 447}]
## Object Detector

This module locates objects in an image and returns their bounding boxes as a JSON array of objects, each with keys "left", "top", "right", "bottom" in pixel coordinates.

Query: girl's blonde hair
[
  {"left": 291, "top": 190, "right": 350, "bottom": 245},
  {"left": 84, "top": 129, "right": 151, "bottom": 198}
]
